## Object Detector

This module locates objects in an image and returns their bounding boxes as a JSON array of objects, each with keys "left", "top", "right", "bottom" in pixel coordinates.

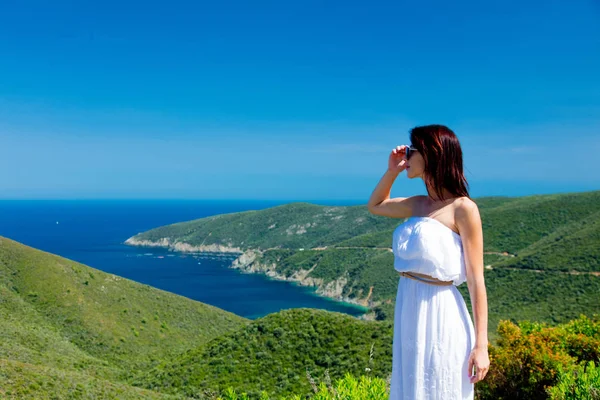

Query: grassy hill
[
  {"left": 0, "top": 237, "right": 398, "bottom": 399},
  {"left": 135, "top": 308, "right": 393, "bottom": 399},
  {"left": 135, "top": 309, "right": 600, "bottom": 400},
  {"left": 204, "top": 314, "right": 600, "bottom": 400},
  {"left": 1, "top": 196, "right": 599, "bottom": 399},
  {"left": 0, "top": 236, "right": 247, "bottom": 397},
  {"left": 127, "top": 190, "right": 600, "bottom": 338},
  {"left": 0, "top": 358, "right": 184, "bottom": 399}
]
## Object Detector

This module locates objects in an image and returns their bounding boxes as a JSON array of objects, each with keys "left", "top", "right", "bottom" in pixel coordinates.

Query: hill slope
[
  {"left": 126, "top": 190, "right": 600, "bottom": 336},
  {"left": 0, "top": 358, "right": 183, "bottom": 399},
  {"left": 0, "top": 236, "right": 248, "bottom": 397},
  {"left": 136, "top": 308, "right": 393, "bottom": 399}
]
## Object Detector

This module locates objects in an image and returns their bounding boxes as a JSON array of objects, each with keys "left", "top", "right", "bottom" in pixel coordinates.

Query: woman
[{"left": 367, "top": 125, "right": 490, "bottom": 399}]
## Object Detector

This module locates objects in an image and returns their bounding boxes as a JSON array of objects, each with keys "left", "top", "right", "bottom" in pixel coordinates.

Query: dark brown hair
[{"left": 409, "top": 124, "right": 470, "bottom": 201}]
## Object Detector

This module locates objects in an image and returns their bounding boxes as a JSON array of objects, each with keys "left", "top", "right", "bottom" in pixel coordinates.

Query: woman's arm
[
  {"left": 456, "top": 199, "right": 490, "bottom": 383},
  {"left": 367, "top": 145, "right": 421, "bottom": 219}
]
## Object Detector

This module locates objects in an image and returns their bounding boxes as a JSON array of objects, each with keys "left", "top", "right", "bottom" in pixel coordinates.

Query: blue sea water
[{"left": 0, "top": 199, "right": 368, "bottom": 319}]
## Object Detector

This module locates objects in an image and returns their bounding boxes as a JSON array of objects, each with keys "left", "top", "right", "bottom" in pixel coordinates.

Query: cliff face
[
  {"left": 125, "top": 237, "right": 244, "bottom": 254},
  {"left": 230, "top": 250, "right": 375, "bottom": 314},
  {"left": 124, "top": 236, "right": 375, "bottom": 319}
]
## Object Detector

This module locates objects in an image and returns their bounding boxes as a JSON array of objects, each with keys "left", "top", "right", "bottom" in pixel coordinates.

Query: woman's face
[{"left": 405, "top": 146, "right": 425, "bottom": 179}]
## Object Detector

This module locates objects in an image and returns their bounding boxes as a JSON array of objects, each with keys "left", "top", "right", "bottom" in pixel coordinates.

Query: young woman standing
[{"left": 368, "top": 125, "right": 490, "bottom": 399}]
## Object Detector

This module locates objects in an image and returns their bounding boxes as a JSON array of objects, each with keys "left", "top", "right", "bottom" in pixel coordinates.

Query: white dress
[{"left": 389, "top": 216, "right": 476, "bottom": 400}]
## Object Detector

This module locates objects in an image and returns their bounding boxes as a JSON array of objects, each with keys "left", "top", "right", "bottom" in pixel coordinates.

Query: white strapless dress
[{"left": 389, "top": 216, "right": 476, "bottom": 400}]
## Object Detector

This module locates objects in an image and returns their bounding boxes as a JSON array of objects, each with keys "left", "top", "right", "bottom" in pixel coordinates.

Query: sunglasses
[{"left": 406, "top": 146, "right": 419, "bottom": 160}]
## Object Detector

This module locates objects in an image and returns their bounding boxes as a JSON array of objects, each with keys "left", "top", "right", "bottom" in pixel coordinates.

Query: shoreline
[
  {"left": 125, "top": 236, "right": 375, "bottom": 319},
  {"left": 243, "top": 268, "right": 371, "bottom": 313}
]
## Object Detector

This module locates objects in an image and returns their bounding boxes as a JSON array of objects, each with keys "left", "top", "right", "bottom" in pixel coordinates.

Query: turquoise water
[{"left": 0, "top": 199, "right": 368, "bottom": 319}]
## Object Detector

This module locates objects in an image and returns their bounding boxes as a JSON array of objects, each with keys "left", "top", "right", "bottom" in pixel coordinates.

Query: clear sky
[{"left": 1, "top": 0, "right": 599, "bottom": 200}]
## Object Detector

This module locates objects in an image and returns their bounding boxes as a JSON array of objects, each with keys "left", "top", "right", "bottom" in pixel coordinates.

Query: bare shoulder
[
  {"left": 368, "top": 195, "right": 427, "bottom": 219},
  {"left": 455, "top": 197, "right": 478, "bottom": 213},
  {"left": 454, "top": 197, "right": 482, "bottom": 231}
]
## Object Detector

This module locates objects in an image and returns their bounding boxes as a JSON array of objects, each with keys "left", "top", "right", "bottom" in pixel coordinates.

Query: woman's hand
[
  {"left": 467, "top": 346, "right": 490, "bottom": 383},
  {"left": 388, "top": 145, "right": 408, "bottom": 173}
]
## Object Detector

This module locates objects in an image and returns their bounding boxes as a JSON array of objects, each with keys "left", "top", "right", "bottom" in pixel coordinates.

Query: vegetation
[
  {"left": 548, "top": 360, "right": 600, "bottom": 400},
  {"left": 0, "top": 358, "right": 184, "bottom": 399},
  {"left": 476, "top": 314, "right": 600, "bottom": 400},
  {"left": 129, "top": 190, "right": 600, "bottom": 340},
  {"left": 0, "top": 236, "right": 247, "bottom": 397},
  {"left": 160, "top": 314, "right": 600, "bottom": 400},
  {"left": 130, "top": 192, "right": 600, "bottom": 271},
  {"left": 216, "top": 373, "right": 389, "bottom": 400},
  {"left": 136, "top": 308, "right": 393, "bottom": 399},
  {"left": 2, "top": 190, "right": 600, "bottom": 399}
]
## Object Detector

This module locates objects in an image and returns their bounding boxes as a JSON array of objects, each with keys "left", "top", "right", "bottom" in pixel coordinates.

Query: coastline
[{"left": 124, "top": 236, "right": 375, "bottom": 320}]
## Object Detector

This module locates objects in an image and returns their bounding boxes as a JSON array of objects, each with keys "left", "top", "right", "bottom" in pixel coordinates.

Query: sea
[{"left": 0, "top": 199, "right": 368, "bottom": 319}]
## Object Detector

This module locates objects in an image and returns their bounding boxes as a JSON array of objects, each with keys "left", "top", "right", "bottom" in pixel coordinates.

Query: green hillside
[
  {"left": 136, "top": 308, "right": 393, "bottom": 399},
  {"left": 1, "top": 223, "right": 598, "bottom": 399},
  {"left": 0, "top": 236, "right": 247, "bottom": 397},
  {"left": 0, "top": 358, "right": 183, "bottom": 399},
  {"left": 136, "top": 308, "right": 600, "bottom": 400},
  {"left": 492, "top": 208, "right": 600, "bottom": 272},
  {"left": 0, "top": 237, "right": 397, "bottom": 399},
  {"left": 126, "top": 202, "right": 400, "bottom": 250},
  {"left": 209, "top": 314, "right": 600, "bottom": 400},
  {"left": 127, "top": 190, "right": 600, "bottom": 337}
]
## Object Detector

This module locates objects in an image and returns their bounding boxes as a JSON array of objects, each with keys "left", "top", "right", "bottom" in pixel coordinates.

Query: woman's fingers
[
  {"left": 469, "top": 365, "right": 489, "bottom": 383},
  {"left": 468, "top": 356, "right": 478, "bottom": 383},
  {"left": 470, "top": 370, "right": 478, "bottom": 383},
  {"left": 392, "top": 145, "right": 406, "bottom": 155},
  {"left": 480, "top": 366, "right": 489, "bottom": 380},
  {"left": 467, "top": 355, "right": 474, "bottom": 377}
]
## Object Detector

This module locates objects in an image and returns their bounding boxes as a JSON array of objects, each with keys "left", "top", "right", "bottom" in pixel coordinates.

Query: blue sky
[{"left": 1, "top": 0, "right": 599, "bottom": 200}]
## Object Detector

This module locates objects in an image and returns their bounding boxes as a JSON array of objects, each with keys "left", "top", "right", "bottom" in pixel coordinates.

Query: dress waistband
[{"left": 399, "top": 271, "right": 453, "bottom": 286}]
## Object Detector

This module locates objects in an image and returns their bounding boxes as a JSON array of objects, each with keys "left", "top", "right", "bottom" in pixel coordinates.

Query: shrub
[
  {"left": 217, "top": 373, "right": 388, "bottom": 400},
  {"left": 547, "top": 360, "right": 600, "bottom": 400},
  {"left": 476, "top": 314, "right": 600, "bottom": 400}
]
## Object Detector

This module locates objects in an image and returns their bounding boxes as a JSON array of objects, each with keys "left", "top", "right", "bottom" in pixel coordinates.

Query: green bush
[
  {"left": 548, "top": 360, "right": 600, "bottom": 400},
  {"left": 217, "top": 373, "right": 388, "bottom": 400},
  {"left": 476, "top": 314, "right": 600, "bottom": 400}
]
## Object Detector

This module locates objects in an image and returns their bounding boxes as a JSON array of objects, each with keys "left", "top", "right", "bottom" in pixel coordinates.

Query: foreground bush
[
  {"left": 548, "top": 360, "right": 600, "bottom": 400},
  {"left": 215, "top": 314, "right": 599, "bottom": 400},
  {"left": 476, "top": 314, "right": 600, "bottom": 400},
  {"left": 217, "top": 373, "right": 388, "bottom": 400}
]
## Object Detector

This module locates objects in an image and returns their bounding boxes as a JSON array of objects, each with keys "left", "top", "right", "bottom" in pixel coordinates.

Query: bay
[{"left": 0, "top": 199, "right": 368, "bottom": 319}]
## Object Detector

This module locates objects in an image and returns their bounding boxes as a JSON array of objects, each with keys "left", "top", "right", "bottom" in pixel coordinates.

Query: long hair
[{"left": 409, "top": 124, "right": 470, "bottom": 201}]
